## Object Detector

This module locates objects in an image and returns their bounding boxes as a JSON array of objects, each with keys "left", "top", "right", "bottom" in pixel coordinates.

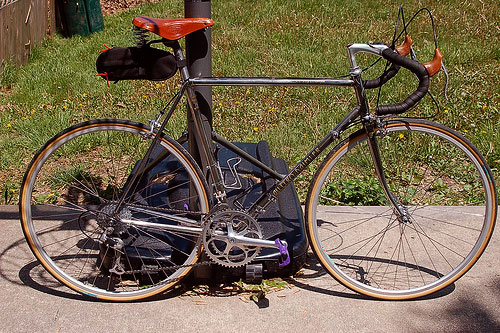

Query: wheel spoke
[
  {"left": 20, "top": 120, "right": 209, "bottom": 300},
  {"left": 308, "top": 119, "right": 495, "bottom": 299}
]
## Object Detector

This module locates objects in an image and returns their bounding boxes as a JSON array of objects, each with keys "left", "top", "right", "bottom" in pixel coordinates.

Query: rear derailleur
[{"left": 97, "top": 226, "right": 127, "bottom": 275}]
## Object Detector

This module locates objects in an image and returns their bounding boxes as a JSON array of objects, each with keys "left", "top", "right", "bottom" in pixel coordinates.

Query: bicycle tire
[
  {"left": 305, "top": 118, "right": 497, "bottom": 300},
  {"left": 20, "top": 119, "right": 210, "bottom": 301}
]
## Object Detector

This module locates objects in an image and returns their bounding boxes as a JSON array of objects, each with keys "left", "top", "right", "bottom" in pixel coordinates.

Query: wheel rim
[
  {"left": 307, "top": 120, "right": 496, "bottom": 299},
  {"left": 20, "top": 120, "right": 209, "bottom": 300}
]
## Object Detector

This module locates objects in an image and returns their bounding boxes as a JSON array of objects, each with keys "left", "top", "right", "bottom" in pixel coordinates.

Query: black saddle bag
[{"left": 96, "top": 46, "right": 178, "bottom": 82}]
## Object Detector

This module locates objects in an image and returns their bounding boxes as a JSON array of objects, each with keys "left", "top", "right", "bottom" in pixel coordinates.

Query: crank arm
[{"left": 211, "top": 231, "right": 286, "bottom": 249}]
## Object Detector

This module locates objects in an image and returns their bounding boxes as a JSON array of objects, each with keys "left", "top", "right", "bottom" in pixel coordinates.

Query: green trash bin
[{"left": 58, "top": 0, "right": 104, "bottom": 36}]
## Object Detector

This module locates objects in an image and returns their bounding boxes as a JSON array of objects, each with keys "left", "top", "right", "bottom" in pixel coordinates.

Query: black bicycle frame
[{"left": 119, "top": 41, "right": 400, "bottom": 220}]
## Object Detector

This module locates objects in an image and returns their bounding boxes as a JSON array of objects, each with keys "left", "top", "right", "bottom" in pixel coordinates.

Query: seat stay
[{"left": 132, "top": 16, "right": 214, "bottom": 40}]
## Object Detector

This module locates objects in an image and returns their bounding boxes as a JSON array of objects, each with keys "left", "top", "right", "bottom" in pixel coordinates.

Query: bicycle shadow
[
  {"left": 2, "top": 235, "right": 455, "bottom": 303},
  {"left": 0, "top": 213, "right": 184, "bottom": 304},
  {"left": 2, "top": 228, "right": 280, "bottom": 304},
  {"left": 2, "top": 206, "right": 454, "bottom": 303},
  {"left": 16, "top": 259, "right": 186, "bottom": 303},
  {"left": 285, "top": 252, "right": 455, "bottom": 301}
]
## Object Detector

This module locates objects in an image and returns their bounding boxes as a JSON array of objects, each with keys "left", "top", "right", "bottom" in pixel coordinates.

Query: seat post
[{"left": 167, "top": 41, "right": 190, "bottom": 81}]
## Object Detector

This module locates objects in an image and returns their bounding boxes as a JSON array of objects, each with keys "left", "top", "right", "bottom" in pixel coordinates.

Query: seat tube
[
  {"left": 185, "top": 85, "right": 227, "bottom": 202},
  {"left": 173, "top": 46, "right": 226, "bottom": 202}
]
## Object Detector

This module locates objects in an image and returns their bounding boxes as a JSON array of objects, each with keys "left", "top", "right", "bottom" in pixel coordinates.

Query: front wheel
[
  {"left": 306, "top": 118, "right": 497, "bottom": 300},
  {"left": 20, "top": 119, "right": 210, "bottom": 301}
]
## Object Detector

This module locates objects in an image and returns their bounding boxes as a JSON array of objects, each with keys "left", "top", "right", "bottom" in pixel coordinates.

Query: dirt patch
[{"left": 100, "top": 0, "right": 160, "bottom": 16}]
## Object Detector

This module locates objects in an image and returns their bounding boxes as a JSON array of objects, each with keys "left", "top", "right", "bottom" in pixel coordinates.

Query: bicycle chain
[
  {"left": 107, "top": 203, "right": 210, "bottom": 275},
  {"left": 126, "top": 203, "right": 206, "bottom": 217}
]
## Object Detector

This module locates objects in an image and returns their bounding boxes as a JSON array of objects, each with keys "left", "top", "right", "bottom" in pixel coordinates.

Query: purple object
[
  {"left": 184, "top": 203, "right": 189, "bottom": 210},
  {"left": 275, "top": 238, "right": 290, "bottom": 267}
]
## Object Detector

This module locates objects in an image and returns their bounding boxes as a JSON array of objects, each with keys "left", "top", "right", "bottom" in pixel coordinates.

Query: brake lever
[{"left": 410, "top": 46, "right": 448, "bottom": 101}]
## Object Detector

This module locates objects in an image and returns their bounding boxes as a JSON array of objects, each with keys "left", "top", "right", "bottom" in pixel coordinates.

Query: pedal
[
  {"left": 245, "top": 264, "right": 263, "bottom": 284},
  {"left": 275, "top": 238, "right": 290, "bottom": 267}
]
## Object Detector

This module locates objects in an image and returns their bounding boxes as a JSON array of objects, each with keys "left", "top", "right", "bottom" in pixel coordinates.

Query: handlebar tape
[
  {"left": 363, "top": 62, "right": 400, "bottom": 89},
  {"left": 375, "top": 48, "right": 429, "bottom": 115}
]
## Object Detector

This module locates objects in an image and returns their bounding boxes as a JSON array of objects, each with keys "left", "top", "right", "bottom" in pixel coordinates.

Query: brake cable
[{"left": 370, "top": 7, "right": 450, "bottom": 119}]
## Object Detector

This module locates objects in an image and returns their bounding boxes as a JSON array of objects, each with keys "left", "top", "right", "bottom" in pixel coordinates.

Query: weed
[
  {"left": 1, "top": 180, "right": 18, "bottom": 205},
  {"left": 234, "top": 278, "right": 290, "bottom": 302},
  {"left": 0, "top": 61, "right": 18, "bottom": 90},
  {"left": 320, "top": 177, "right": 386, "bottom": 206}
]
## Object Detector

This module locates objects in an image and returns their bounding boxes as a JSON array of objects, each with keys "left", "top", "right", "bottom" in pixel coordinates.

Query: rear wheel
[
  {"left": 20, "top": 119, "right": 210, "bottom": 301},
  {"left": 306, "top": 118, "right": 497, "bottom": 300}
]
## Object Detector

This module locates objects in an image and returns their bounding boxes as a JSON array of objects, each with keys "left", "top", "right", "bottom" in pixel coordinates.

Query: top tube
[
  {"left": 189, "top": 77, "right": 355, "bottom": 87},
  {"left": 188, "top": 43, "right": 391, "bottom": 87}
]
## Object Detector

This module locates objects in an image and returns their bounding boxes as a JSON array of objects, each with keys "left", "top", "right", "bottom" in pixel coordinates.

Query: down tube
[
  {"left": 248, "top": 133, "right": 335, "bottom": 216},
  {"left": 250, "top": 103, "right": 362, "bottom": 215}
]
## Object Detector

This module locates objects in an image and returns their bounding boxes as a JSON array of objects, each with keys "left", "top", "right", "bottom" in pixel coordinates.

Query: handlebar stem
[
  {"left": 347, "top": 43, "right": 390, "bottom": 115},
  {"left": 347, "top": 43, "right": 389, "bottom": 69}
]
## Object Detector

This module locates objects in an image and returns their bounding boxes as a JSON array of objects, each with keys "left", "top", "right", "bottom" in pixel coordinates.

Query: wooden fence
[{"left": 0, "top": 0, "right": 55, "bottom": 70}]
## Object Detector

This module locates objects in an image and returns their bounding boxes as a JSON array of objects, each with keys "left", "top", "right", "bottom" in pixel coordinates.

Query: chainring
[{"left": 202, "top": 209, "right": 262, "bottom": 268}]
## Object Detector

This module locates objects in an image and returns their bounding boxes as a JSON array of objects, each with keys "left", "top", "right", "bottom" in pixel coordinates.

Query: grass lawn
[{"left": 0, "top": 0, "right": 499, "bottom": 203}]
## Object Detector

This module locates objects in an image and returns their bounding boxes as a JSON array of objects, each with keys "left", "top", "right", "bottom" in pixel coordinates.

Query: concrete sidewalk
[{"left": 1, "top": 205, "right": 499, "bottom": 332}]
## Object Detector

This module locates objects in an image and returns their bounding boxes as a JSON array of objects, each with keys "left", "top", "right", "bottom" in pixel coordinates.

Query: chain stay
[
  {"left": 122, "top": 259, "right": 212, "bottom": 276},
  {"left": 102, "top": 203, "right": 208, "bottom": 275}
]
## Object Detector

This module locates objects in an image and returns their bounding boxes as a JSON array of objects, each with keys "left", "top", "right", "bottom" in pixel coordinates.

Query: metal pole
[
  {"left": 184, "top": 0, "right": 213, "bottom": 169},
  {"left": 184, "top": 0, "right": 213, "bottom": 281}
]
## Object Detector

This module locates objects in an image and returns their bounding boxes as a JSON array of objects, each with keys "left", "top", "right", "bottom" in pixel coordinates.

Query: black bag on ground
[{"left": 96, "top": 46, "right": 177, "bottom": 82}]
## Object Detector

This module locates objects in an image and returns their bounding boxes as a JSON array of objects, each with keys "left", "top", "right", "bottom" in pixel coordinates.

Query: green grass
[{"left": 1, "top": 0, "right": 499, "bottom": 203}]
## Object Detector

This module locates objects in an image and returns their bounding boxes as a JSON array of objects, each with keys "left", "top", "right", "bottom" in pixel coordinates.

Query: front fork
[{"left": 364, "top": 117, "right": 411, "bottom": 224}]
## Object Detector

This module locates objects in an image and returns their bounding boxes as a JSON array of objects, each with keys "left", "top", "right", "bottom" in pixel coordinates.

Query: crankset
[
  {"left": 202, "top": 209, "right": 262, "bottom": 267},
  {"left": 202, "top": 207, "right": 291, "bottom": 268}
]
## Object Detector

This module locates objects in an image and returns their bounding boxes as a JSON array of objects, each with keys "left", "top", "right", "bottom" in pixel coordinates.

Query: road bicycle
[{"left": 19, "top": 8, "right": 497, "bottom": 301}]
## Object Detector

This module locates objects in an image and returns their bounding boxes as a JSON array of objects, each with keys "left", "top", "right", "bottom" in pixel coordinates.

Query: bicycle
[{"left": 19, "top": 8, "right": 497, "bottom": 301}]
